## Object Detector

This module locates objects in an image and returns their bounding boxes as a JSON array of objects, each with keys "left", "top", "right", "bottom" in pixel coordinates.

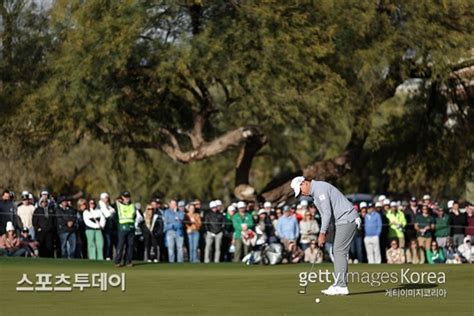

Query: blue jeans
[
  {"left": 350, "top": 235, "right": 364, "bottom": 262},
  {"left": 0, "top": 248, "right": 26, "bottom": 257},
  {"left": 59, "top": 231, "right": 76, "bottom": 259},
  {"left": 187, "top": 231, "right": 200, "bottom": 263},
  {"left": 115, "top": 229, "right": 134, "bottom": 265},
  {"left": 166, "top": 230, "right": 184, "bottom": 263}
]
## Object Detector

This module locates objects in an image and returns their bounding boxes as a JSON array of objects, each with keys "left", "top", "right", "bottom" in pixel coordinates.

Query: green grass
[{"left": 0, "top": 258, "right": 473, "bottom": 316}]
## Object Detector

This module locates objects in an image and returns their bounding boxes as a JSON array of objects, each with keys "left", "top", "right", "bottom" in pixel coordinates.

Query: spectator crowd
[{"left": 0, "top": 189, "right": 472, "bottom": 266}]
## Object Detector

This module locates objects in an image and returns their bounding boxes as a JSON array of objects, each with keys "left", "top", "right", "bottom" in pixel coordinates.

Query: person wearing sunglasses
[{"left": 83, "top": 199, "right": 105, "bottom": 260}]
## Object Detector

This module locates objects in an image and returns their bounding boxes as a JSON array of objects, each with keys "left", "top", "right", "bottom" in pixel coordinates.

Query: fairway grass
[{"left": 0, "top": 258, "right": 473, "bottom": 315}]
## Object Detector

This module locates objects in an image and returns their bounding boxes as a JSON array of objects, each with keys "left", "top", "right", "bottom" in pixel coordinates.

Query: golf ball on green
[{"left": 315, "top": 298, "right": 320, "bottom": 303}]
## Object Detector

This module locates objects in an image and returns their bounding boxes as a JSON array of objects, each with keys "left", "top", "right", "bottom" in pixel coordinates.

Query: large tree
[{"left": 6, "top": 0, "right": 473, "bottom": 201}]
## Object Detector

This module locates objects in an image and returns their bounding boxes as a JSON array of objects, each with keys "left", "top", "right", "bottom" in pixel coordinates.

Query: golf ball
[{"left": 315, "top": 298, "right": 320, "bottom": 303}]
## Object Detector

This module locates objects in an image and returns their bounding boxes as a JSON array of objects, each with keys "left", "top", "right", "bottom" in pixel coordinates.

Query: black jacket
[
  {"left": 140, "top": 214, "right": 164, "bottom": 237},
  {"left": 450, "top": 212, "right": 467, "bottom": 235},
  {"left": 204, "top": 210, "right": 225, "bottom": 234},
  {"left": 0, "top": 200, "right": 22, "bottom": 235},
  {"left": 56, "top": 206, "right": 77, "bottom": 233},
  {"left": 33, "top": 206, "right": 56, "bottom": 233}
]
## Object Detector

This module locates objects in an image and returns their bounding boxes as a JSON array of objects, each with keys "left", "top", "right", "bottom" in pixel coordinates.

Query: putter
[{"left": 298, "top": 244, "right": 321, "bottom": 294}]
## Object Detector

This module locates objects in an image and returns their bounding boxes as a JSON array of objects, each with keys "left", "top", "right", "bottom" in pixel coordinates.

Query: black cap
[
  {"left": 121, "top": 191, "right": 131, "bottom": 198},
  {"left": 57, "top": 196, "right": 67, "bottom": 204},
  {"left": 22, "top": 227, "right": 29, "bottom": 233},
  {"left": 410, "top": 197, "right": 417, "bottom": 202}
]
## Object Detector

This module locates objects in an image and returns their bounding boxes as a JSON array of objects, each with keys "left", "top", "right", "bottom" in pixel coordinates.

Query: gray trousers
[
  {"left": 205, "top": 231, "right": 223, "bottom": 263},
  {"left": 333, "top": 222, "right": 357, "bottom": 287}
]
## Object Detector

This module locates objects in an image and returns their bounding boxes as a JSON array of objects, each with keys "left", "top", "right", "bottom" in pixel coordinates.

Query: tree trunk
[{"left": 233, "top": 127, "right": 267, "bottom": 201}]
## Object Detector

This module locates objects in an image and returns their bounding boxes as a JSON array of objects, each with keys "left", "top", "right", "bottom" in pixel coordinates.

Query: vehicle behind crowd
[{"left": 0, "top": 189, "right": 473, "bottom": 265}]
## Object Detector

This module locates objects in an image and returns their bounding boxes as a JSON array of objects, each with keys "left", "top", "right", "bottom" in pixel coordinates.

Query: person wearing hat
[
  {"left": 55, "top": 196, "right": 77, "bottom": 259},
  {"left": 386, "top": 201, "right": 407, "bottom": 248},
  {"left": 17, "top": 192, "right": 36, "bottom": 240},
  {"left": 276, "top": 205, "right": 299, "bottom": 250},
  {"left": 204, "top": 200, "right": 225, "bottom": 263},
  {"left": 0, "top": 221, "right": 27, "bottom": 257},
  {"left": 256, "top": 208, "right": 274, "bottom": 243},
  {"left": 364, "top": 202, "right": 382, "bottom": 264},
  {"left": 222, "top": 205, "right": 236, "bottom": 262},
  {"left": 19, "top": 226, "right": 40, "bottom": 257},
  {"left": 403, "top": 197, "right": 420, "bottom": 246},
  {"left": 0, "top": 190, "right": 21, "bottom": 236},
  {"left": 290, "top": 176, "right": 360, "bottom": 296},
  {"left": 114, "top": 191, "right": 137, "bottom": 267},
  {"left": 232, "top": 201, "right": 254, "bottom": 262},
  {"left": 263, "top": 201, "right": 273, "bottom": 213},
  {"left": 98, "top": 192, "right": 117, "bottom": 261},
  {"left": 32, "top": 196, "right": 56, "bottom": 257},
  {"left": 457, "top": 236, "right": 473, "bottom": 263}
]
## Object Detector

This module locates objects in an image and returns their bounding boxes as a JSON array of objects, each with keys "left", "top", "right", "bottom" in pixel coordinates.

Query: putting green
[{"left": 0, "top": 258, "right": 473, "bottom": 315}]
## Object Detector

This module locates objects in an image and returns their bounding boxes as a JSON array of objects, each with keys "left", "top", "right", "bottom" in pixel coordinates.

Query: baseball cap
[
  {"left": 423, "top": 194, "right": 431, "bottom": 200},
  {"left": 100, "top": 192, "right": 109, "bottom": 199},
  {"left": 390, "top": 201, "right": 397, "bottom": 207},
  {"left": 300, "top": 200, "right": 309, "bottom": 207},
  {"left": 410, "top": 196, "right": 417, "bottom": 202},
  {"left": 41, "top": 190, "right": 49, "bottom": 196},
  {"left": 178, "top": 200, "right": 186, "bottom": 207},
  {"left": 290, "top": 176, "right": 305, "bottom": 197},
  {"left": 375, "top": 201, "right": 383, "bottom": 208},
  {"left": 22, "top": 227, "right": 29, "bottom": 233},
  {"left": 378, "top": 195, "right": 386, "bottom": 202},
  {"left": 215, "top": 200, "right": 223, "bottom": 207},
  {"left": 227, "top": 205, "right": 236, "bottom": 212},
  {"left": 237, "top": 201, "right": 246, "bottom": 209},
  {"left": 263, "top": 201, "right": 272, "bottom": 208},
  {"left": 258, "top": 209, "right": 267, "bottom": 215},
  {"left": 209, "top": 201, "right": 217, "bottom": 208},
  {"left": 283, "top": 205, "right": 290, "bottom": 212},
  {"left": 383, "top": 199, "right": 391, "bottom": 205},
  {"left": 359, "top": 201, "right": 368, "bottom": 209},
  {"left": 121, "top": 191, "right": 131, "bottom": 198}
]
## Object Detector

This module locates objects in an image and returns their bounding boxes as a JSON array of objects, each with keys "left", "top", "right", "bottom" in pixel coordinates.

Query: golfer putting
[{"left": 291, "top": 176, "right": 361, "bottom": 296}]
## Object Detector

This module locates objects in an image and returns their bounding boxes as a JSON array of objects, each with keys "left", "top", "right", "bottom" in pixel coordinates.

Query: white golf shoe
[{"left": 321, "top": 285, "right": 349, "bottom": 296}]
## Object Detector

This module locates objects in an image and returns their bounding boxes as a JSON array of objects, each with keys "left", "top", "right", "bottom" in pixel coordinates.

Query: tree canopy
[{"left": 1, "top": 0, "right": 473, "bottom": 202}]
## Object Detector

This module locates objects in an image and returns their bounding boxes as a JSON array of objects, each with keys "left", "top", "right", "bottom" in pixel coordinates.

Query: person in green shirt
[
  {"left": 434, "top": 207, "right": 450, "bottom": 248},
  {"left": 415, "top": 205, "right": 435, "bottom": 251},
  {"left": 114, "top": 191, "right": 137, "bottom": 267},
  {"left": 426, "top": 240, "right": 446, "bottom": 264},
  {"left": 232, "top": 201, "right": 254, "bottom": 262},
  {"left": 385, "top": 202, "right": 407, "bottom": 248}
]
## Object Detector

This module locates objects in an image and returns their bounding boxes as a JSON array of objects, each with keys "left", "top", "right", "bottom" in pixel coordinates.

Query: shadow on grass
[{"left": 350, "top": 283, "right": 438, "bottom": 296}]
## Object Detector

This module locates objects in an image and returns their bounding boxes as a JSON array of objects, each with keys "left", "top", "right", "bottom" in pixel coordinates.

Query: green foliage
[{"left": 1, "top": 0, "right": 472, "bottom": 200}]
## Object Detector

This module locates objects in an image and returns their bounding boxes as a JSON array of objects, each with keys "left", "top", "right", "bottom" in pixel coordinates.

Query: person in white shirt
[
  {"left": 83, "top": 199, "right": 106, "bottom": 260},
  {"left": 17, "top": 193, "right": 36, "bottom": 239},
  {"left": 98, "top": 192, "right": 117, "bottom": 261}
]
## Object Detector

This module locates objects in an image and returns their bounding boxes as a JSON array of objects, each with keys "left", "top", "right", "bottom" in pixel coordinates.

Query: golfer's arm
[{"left": 318, "top": 201, "right": 332, "bottom": 234}]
